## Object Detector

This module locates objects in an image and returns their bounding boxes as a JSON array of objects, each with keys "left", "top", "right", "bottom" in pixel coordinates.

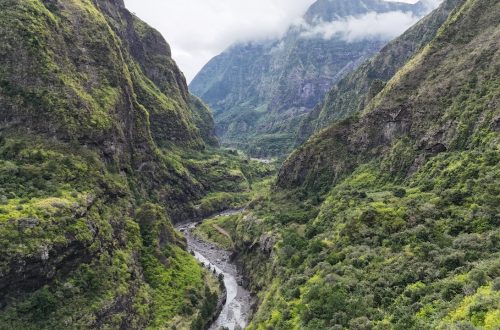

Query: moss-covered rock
[
  {"left": 296, "top": 0, "right": 465, "bottom": 145},
  {"left": 218, "top": 0, "right": 499, "bottom": 329},
  {"left": 0, "top": 0, "right": 221, "bottom": 328}
]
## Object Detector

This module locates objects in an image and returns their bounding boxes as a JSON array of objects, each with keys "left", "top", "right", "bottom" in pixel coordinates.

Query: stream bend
[{"left": 176, "top": 212, "right": 252, "bottom": 330}]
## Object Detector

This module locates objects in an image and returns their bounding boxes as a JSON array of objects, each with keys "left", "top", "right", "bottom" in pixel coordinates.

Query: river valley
[{"left": 176, "top": 212, "right": 252, "bottom": 330}]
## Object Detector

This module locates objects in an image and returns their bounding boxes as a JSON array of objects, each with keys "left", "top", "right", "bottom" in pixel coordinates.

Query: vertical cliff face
[
  {"left": 0, "top": 0, "right": 215, "bottom": 156},
  {"left": 224, "top": 1, "right": 499, "bottom": 328},
  {"left": 0, "top": 0, "right": 220, "bottom": 328},
  {"left": 190, "top": 0, "right": 431, "bottom": 156},
  {"left": 296, "top": 0, "right": 465, "bottom": 145},
  {"left": 278, "top": 0, "right": 499, "bottom": 190},
  {"left": 1, "top": 0, "right": 147, "bottom": 162}
]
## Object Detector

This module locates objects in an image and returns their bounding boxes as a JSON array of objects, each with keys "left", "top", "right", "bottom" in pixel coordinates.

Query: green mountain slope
[
  {"left": 190, "top": 0, "right": 430, "bottom": 157},
  {"left": 296, "top": 0, "right": 465, "bottom": 146},
  {"left": 278, "top": 0, "right": 499, "bottom": 191},
  {"left": 199, "top": 0, "right": 499, "bottom": 328},
  {"left": 0, "top": 0, "right": 226, "bottom": 328}
]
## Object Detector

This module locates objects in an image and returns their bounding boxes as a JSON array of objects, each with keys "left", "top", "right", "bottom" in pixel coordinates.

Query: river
[{"left": 176, "top": 212, "right": 252, "bottom": 330}]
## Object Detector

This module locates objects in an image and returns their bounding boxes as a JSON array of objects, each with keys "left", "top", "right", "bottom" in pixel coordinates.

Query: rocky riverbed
[{"left": 177, "top": 215, "right": 252, "bottom": 330}]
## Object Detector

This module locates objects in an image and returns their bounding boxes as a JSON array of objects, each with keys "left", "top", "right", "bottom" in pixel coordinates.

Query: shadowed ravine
[{"left": 177, "top": 210, "right": 252, "bottom": 330}]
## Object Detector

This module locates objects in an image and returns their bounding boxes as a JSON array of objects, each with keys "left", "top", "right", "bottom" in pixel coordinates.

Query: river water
[{"left": 176, "top": 215, "right": 252, "bottom": 330}]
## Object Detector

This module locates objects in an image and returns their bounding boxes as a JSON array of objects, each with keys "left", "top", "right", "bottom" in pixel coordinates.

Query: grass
[
  {"left": 142, "top": 245, "right": 220, "bottom": 329},
  {"left": 193, "top": 216, "right": 237, "bottom": 249}
]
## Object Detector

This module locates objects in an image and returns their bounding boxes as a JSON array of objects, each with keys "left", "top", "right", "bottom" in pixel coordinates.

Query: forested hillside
[
  {"left": 0, "top": 0, "right": 261, "bottom": 328},
  {"left": 196, "top": 0, "right": 500, "bottom": 328},
  {"left": 190, "top": 0, "right": 431, "bottom": 157},
  {"left": 1, "top": 0, "right": 498, "bottom": 329},
  {"left": 296, "top": 0, "right": 464, "bottom": 145}
]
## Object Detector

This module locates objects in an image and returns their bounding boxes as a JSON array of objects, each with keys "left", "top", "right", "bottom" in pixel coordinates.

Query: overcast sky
[{"left": 123, "top": 0, "right": 423, "bottom": 83}]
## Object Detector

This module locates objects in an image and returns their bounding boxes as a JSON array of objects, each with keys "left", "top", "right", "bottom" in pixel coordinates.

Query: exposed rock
[
  {"left": 277, "top": 0, "right": 499, "bottom": 191},
  {"left": 259, "top": 234, "right": 276, "bottom": 255},
  {"left": 0, "top": 0, "right": 218, "bottom": 327},
  {"left": 190, "top": 0, "right": 431, "bottom": 157},
  {"left": 17, "top": 218, "right": 39, "bottom": 230},
  {"left": 296, "top": 0, "right": 464, "bottom": 146}
]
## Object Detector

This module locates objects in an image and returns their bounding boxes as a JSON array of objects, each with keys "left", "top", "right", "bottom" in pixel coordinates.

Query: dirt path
[{"left": 212, "top": 224, "right": 233, "bottom": 246}]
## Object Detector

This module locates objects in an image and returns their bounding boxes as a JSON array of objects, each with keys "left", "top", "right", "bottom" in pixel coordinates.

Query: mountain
[
  {"left": 2, "top": 0, "right": 498, "bottom": 328},
  {"left": 277, "top": 0, "right": 498, "bottom": 191},
  {"left": 0, "top": 0, "right": 233, "bottom": 328},
  {"left": 191, "top": 0, "right": 499, "bottom": 328},
  {"left": 190, "top": 0, "right": 431, "bottom": 157},
  {"left": 296, "top": 0, "right": 464, "bottom": 145}
]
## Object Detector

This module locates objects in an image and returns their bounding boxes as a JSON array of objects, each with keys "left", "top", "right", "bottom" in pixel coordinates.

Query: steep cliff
[
  {"left": 278, "top": 0, "right": 498, "bottom": 191},
  {"left": 190, "top": 0, "right": 431, "bottom": 156},
  {"left": 296, "top": 0, "right": 464, "bottom": 145},
  {"left": 206, "top": 0, "right": 499, "bottom": 328},
  {"left": 0, "top": 0, "right": 221, "bottom": 328}
]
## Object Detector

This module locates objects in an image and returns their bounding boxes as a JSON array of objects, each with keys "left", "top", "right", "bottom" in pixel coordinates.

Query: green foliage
[
  {"left": 241, "top": 145, "right": 499, "bottom": 330},
  {"left": 297, "top": 0, "right": 462, "bottom": 145},
  {"left": 0, "top": 0, "right": 229, "bottom": 328},
  {"left": 141, "top": 244, "right": 219, "bottom": 329},
  {"left": 182, "top": 148, "right": 276, "bottom": 217},
  {"left": 227, "top": 2, "right": 500, "bottom": 325},
  {"left": 0, "top": 132, "right": 225, "bottom": 329},
  {"left": 190, "top": 0, "right": 430, "bottom": 157},
  {"left": 1, "top": 1, "right": 498, "bottom": 330},
  {"left": 193, "top": 215, "right": 239, "bottom": 249}
]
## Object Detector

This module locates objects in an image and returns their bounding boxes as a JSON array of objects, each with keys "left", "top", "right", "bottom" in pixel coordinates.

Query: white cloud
[
  {"left": 123, "top": 0, "right": 443, "bottom": 82},
  {"left": 423, "top": 0, "right": 445, "bottom": 10},
  {"left": 299, "top": 11, "right": 421, "bottom": 42},
  {"left": 386, "top": 0, "right": 443, "bottom": 10},
  {"left": 123, "top": 0, "right": 315, "bottom": 82}
]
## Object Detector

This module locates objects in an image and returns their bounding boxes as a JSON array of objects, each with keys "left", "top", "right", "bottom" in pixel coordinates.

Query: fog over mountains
[{"left": 189, "top": 0, "right": 442, "bottom": 156}]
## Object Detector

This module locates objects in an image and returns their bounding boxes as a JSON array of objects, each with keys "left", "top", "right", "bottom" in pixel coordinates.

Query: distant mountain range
[{"left": 190, "top": 0, "right": 434, "bottom": 156}]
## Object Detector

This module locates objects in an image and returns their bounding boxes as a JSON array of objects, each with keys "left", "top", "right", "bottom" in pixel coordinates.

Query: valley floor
[{"left": 177, "top": 208, "right": 252, "bottom": 330}]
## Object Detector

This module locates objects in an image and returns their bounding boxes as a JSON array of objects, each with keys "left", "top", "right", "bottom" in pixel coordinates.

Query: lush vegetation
[
  {"left": 0, "top": 132, "right": 272, "bottom": 329},
  {"left": 0, "top": 132, "right": 226, "bottom": 329},
  {"left": 235, "top": 148, "right": 499, "bottom": 329},
  {"left": 0, "top": 0, "right": 257, "bottom": 329},
  {"left": 197, "top": 0, "right": 500, "bottom": 329},
  {"left": 0, "top": 0, "right": 498, "bottom": 329},
  {"left": 296, "top": 0, "right": 463, "bottom": 145},
  {"left": 189, "top": 0, "right": 428, "bottom": 157},
  {"left": 191, "top": 171, "right": 275, "bottom": 249},
  {"left": 182, "top": 148, "right": 275, "bottom": 217},
  {"left": 193, "top": 213, "right": 245, "bottom": 250}
]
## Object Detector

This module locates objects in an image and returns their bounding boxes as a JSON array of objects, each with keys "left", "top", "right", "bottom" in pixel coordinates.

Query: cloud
[
  {"left": 422, "top": 0, "right": 445, "bottom": 10},
  {"left": 386, "top": 0, "right": 443, "bottom": 10},
  {"left": 123, "top": 0, "right": 443, "bottom": 82},
  {"left": 123, "top": 0, "right": 315, "bottom": 82},
  {"left": 299, "top": 11, "right": 421, "bottom": 42}
]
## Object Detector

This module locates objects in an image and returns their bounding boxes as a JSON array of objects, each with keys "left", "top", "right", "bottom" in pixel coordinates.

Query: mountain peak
[
  {"left": 189, "top": 0, "right": 438, "bottom": 157},
  {"left": 304, "top": 0, "right": 425, "bottom": 23}
]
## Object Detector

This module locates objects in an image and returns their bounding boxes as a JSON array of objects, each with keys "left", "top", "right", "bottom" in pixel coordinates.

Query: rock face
[
  {"left": 240, "top": 1, "right": 499, "bottom": 328},
  {"left": 277, "top": 0, "right": 499, "bottom": 191},
  {"left": 190, "top": 0, "right": 430, "bottom": 156},
  {"left": 0, "top": 0, "right": 219, "bottom": 328},
  {"left": 296, "top": 0, "right": 465, "bottom": 146},
  {"left": 0, "top": 0, "right": 216, "bottom": 155}
]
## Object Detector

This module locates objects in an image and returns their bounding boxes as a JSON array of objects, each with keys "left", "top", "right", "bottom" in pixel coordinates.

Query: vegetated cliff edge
[
  {"left": 295, "top": 0, "right": 465, "bottom": 146},
  {"left": 190, "top": 0, "right": 430, "bottom": 157},
  {"left": 0, "top": 0, "right": 221, "bottom": 328},
  {"left": 223, "top": 0, "right": 498, "bottom": 328},
  {"left": 278, "top": 0, "right": 499, "bottom": 191}
]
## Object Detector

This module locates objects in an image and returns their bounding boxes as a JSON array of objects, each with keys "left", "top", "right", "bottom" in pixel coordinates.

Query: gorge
[{"left": 0, "top": 0, "right": 498, "bottom": 329}]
